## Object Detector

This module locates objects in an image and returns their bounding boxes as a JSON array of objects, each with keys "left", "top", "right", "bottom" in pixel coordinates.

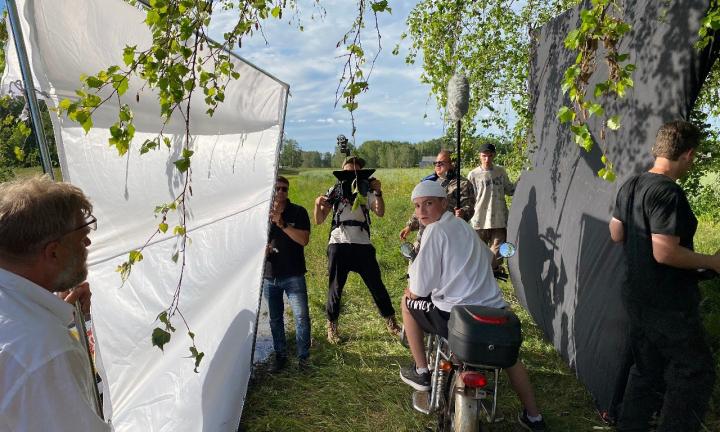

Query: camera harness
[{"left": 329, "top": 183, "right": 372, "bottom": 236}]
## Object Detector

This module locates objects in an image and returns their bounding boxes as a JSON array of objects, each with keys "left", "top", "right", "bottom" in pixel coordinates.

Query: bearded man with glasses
[
  {"left": 0, "top": 176, "right": 109, "bottom": 431},
  {"left": 399, "top": 149, "right": 475, "bottom": 250}
]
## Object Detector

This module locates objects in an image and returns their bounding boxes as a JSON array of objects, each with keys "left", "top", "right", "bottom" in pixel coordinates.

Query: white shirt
[
  {"left": 408, "top": 212, "right": 506, "bottom": 312},
  {"left": 0, "top": 268, "right": 110, "bottom": 432},
  {"left": 328, "top": 193, "right": 377, "bottom": 245}
]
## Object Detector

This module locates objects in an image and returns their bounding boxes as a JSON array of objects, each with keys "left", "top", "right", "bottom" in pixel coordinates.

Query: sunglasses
[
  {"left": 433, "top": 161, "right": 448, "bottom": 166},
  {"left": 275, "top": 186, "right": 289, "bottom": 192}
]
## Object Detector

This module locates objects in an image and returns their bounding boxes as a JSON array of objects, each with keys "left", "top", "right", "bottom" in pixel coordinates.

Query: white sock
[
  {"left": 527, "top": 413, "right": 542, "bottom": 422},
  {"left": 416, "top": 367, "right": 429, "bottom": 375}
]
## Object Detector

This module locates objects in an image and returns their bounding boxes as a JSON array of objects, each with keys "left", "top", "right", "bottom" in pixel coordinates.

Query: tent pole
[{"left": 6, "top": 0, "right": 54, "bottom": 180}]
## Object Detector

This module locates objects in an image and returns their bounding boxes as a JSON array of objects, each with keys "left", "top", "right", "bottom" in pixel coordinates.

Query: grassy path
[{"left": 240, "top": 168, "right": 719, "bottom": 431}]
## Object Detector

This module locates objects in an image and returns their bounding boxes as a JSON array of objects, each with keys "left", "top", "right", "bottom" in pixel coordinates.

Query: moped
[{"left": 400, "top": 242, "right": 520, "bottom": 432}]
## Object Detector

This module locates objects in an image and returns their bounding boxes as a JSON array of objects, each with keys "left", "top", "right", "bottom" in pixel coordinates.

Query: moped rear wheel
[{"left": 437, "top": 373, "right": 489, "bottom": 432}]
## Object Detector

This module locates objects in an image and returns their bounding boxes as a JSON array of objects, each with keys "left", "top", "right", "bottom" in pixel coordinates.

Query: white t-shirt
[
  {"left": 408, "top": 212, "right": 506, "bottom": 312},
  {"left": 328, "top": 193, "right": 377, "bottom": 245},
  {"left": 0, "top": 268, "right": 111, "bottom": 432}
]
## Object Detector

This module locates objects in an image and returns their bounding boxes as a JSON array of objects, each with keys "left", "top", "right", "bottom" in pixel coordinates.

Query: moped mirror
[
  {"left": 400, "top": 242, "right": 416, "bottom": 261},
  {"left": 498, "top": 242, "right": 516, "bottom": 258}
]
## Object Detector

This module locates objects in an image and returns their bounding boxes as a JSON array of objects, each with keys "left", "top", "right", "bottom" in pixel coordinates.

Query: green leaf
[
  {"left": 189, "top": 346, "right": 204, "bottom": 373},
  {"left": 588, "top": 103, "right": 604, "bottom": 118},
  {"left": 129, "top": 250, "right": 144, "bottom": 264},
  {"left": 371, "top": 0, "right": 389, "bottom": 13},
  {"left": 59, "top": 99, "right": 73, "bottom": 111},
  {"left": 113, "top": 75, "right": 129, "bottom": 96},
  {"left": 343, "top": 102, "right": 359, "bottom": 112},
  {"left": 557, "top": 106, "right": 575, "bottom": 123},
  {"left": 271, "top": 6, "right": 281, "bottom": 18},
  {"left": 173, "top": 225, "right": 186, "bottom": 236},
  {"left": 123, "top": 46, "right": 136, "bottom": 66},
  {"left": 85, "top": 76, "right": 104, "bottom": 89},
  {"left": 13, "top": 146, "right": 25, "bottom": 162},
  {"left": 140, "top": 139, "right": 159, "bottom": 155},
  {"left": 607, "top": 115, "right": 621, "bottom": 130},
  {"left": 152, "top": 327, "right": 172, "bottom": 351},
  {"left": 174, "top": 157, "right": 190, "bottom": 173},
  {"left": 81, "top": 115, "right": 93, "bottom": 134},
  {"left": 159, "top": 222, "right": 168, "bottom": 233},
  {"left": 593, "top": 82, "right": 608, "bottom": 98}
]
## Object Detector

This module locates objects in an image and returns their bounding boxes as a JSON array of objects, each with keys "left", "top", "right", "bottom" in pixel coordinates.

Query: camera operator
[{"left": 314, "top": 154, "right": 401, "bottom": 344}]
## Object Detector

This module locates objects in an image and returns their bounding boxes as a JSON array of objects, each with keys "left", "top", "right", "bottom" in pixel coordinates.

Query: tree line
[{"left": 278, "top": 135, "right": 521, "bottom": 171}]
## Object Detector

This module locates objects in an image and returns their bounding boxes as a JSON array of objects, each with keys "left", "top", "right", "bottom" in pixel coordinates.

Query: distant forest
[{"left": 278, "top": 135, "right": 516, "bottom": 169}]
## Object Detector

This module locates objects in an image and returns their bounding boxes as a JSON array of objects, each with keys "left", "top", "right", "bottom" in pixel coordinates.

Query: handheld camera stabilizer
[{"left": 325, "top": 134, "right": 376, "bottom": 207}]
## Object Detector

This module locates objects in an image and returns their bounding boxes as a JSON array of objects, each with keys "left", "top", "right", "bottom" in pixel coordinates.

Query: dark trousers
[
  {"left": 326, "top": 243, "right": 395, "bottom": 322},
  {"left": 617, "top": 304, "right": 715, "bottom": 432}
]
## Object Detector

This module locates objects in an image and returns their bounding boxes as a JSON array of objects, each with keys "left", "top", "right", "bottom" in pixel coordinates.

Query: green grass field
[{"left": 238, "top": 168, "right": 720, "bottom": 432}]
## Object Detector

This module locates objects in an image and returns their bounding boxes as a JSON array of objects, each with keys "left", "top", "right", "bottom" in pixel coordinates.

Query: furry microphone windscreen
[{"left": 446, "top": 73, "right": 469, "bottom": 122}]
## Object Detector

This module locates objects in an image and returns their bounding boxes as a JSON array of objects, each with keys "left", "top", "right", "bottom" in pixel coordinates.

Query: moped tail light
[
  {"left": 460, "top": 371, "right": 487, "bottom": 388},
  {"left": 439, "top": 360, "right": 453, "bottom": 373}
]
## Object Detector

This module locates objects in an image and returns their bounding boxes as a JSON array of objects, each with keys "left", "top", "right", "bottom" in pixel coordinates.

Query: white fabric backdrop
[{"left": 3, "top": 1, "right": 288, "bottom": 430}]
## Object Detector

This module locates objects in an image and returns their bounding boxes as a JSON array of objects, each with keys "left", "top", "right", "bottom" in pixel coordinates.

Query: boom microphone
[{"left": 446, "top": 73, "right": 469, "bottom": 122}]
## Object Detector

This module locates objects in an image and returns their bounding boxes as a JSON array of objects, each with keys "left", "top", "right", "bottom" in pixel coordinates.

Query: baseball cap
[
  {"left": 479, "top": 143, "right": 496, "bottom": 153},
  {"left": 342, "top": 155, "right": 366, "bottom": 168},
  {"left": 411, "top": 180, "right": 446, "bottom": 201}
]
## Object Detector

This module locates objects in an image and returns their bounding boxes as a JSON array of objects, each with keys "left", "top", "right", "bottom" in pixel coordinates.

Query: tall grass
[{"left": 242, "top": 167, "right": 695, "bottom": 431}]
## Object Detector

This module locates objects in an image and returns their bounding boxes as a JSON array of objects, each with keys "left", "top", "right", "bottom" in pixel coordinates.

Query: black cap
[
  {"left": 342, "top": 155, "right": 366, "bottom": 168},
  {"left": 479, "top": 143, "right": 496, "bottom": 153}
]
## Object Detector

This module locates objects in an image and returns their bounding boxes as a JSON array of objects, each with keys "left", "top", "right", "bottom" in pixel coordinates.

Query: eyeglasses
[
  {"left": 433, "top": 161, "right": 448, "bottom": 166},
  {"left": 73, "top": 214, "right": 97, "bottom": 233},
  {"left": 275, "top": 186, "right": 289, "bottom": 192}
]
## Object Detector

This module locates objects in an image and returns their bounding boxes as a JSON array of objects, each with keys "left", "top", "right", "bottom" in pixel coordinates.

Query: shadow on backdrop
[{"left": 508, "top": 0, "right": 719, "bottom": 417}]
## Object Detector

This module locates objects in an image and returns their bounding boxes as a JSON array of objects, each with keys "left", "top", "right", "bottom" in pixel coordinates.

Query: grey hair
[{"left": 0, "top": 176, "right": 92, "bottom": 260}]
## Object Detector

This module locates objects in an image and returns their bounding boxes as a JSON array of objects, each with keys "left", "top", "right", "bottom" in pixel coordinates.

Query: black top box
[{"left": 448, "top": 305, "right": 522, "bottom": 368}]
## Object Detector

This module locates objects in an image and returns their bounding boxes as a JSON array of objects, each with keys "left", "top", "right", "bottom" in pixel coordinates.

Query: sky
[
  {"left": 1, "top": 0, "right": 447, "bottom": 153},
  {"left": 209, "top": 0, "right": 446, "bottom": 153}
]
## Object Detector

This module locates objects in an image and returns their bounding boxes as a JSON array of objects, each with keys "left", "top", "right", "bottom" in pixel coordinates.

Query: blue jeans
[{"left": 263, "top": 275, "right": 311, "bottom": 360}]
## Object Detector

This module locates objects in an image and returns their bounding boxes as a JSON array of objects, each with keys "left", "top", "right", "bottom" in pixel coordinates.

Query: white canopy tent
[{"left": 2, "top": 0, "right": 288, "bottom": 430}]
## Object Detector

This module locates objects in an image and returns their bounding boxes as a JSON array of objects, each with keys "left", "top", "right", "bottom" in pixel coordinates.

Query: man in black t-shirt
[
  {"left": 263, "top": 176, "right": 312, "bottom": 372},
  {"left": 609, "top": 120, "right": 720, "bottom": 431}
]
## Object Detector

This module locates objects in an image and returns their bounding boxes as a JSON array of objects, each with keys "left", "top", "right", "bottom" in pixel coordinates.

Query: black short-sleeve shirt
[
  {"left": 613, "top": 172, "right": 698, "bottom": 311},
  {"left": 263, "top": 200, "right": 311, "bottom": 278}
]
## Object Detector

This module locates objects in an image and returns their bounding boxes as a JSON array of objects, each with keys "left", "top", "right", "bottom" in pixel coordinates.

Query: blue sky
[
  {"left": 2, "top": 0, "right": 447, "bottom": 153},
  {"left": 212, "top": 0, "right": 445, "bottom": 153}
]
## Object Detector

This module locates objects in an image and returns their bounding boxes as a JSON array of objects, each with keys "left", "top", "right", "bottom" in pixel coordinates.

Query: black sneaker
[
  {"left": 518, "top": 410, "right": 546, "bottom": 431},
  {"left": 399, "top": 364, "right": 431, "bottom": 391},
  {"left": 270, "top": 354, "right": 287, "bottom": 373}
]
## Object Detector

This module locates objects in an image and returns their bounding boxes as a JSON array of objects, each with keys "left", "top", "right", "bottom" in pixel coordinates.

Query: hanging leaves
[{"left": 559, "top": 0, "right": 633, "bottom": 181}]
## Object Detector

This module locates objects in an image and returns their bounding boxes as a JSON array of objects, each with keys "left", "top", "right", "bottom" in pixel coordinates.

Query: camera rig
[{"left": 324, "top": 135, "right": 376, "bottom": 207}]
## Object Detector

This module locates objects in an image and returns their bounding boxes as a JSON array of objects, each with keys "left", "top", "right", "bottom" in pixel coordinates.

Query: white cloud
[{"left": 207, "top": 0, "right": 446, "bottom": 151}]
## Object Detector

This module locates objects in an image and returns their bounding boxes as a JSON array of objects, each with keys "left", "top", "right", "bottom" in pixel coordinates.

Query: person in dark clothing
[
  {"left": 263, "top": 176, "right": 311, "bottom": 371},
  {"left": 609, "top": 120, "right": 720, "bottom": 432},
  {"left": 314, "top": 156, "right": 401, "bottom": 344}
]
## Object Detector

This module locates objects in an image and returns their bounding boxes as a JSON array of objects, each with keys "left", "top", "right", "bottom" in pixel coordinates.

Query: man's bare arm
[
  {"left": 369, "top": 179, "right": 385, "bottom": 217},
  {"left": 314, "top": 196, "right": 331, "bottom": 225},
  {"left": 651, "top": 233, "right": 720, "bottom": 272},
  {"left": 609, "top": 217, "right": 624, "bottom": 243}
]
